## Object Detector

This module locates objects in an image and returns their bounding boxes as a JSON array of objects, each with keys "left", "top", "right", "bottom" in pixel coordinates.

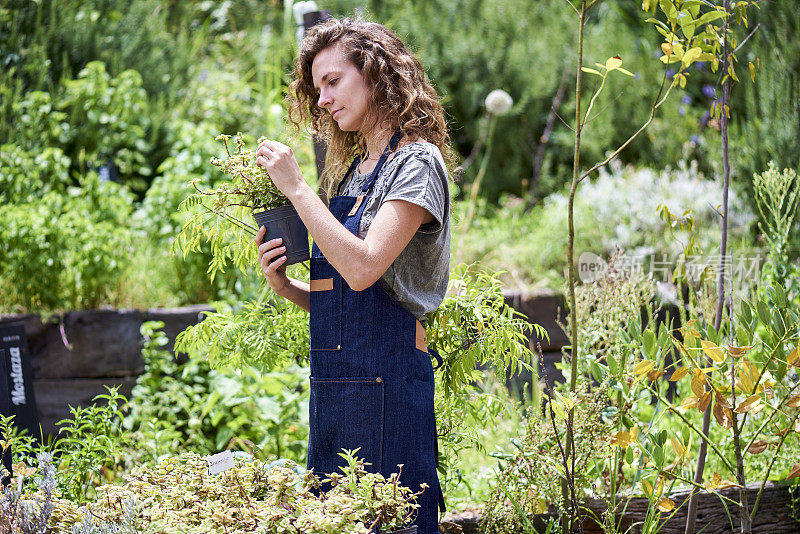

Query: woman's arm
[
  {"left": 255, "top": 231, "right": 311, "bottom": 312},
  {"left": 291, "top": 184, "right": 431, "bottom": 290},
  {"left": 255, "top": 140, "right": 432, "bottom": 291}
]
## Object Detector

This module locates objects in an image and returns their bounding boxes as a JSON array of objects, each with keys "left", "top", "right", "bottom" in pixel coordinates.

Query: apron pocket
[
  {"left": 307, "top": 377, "right": 384, "bottom": 475},
  {"left": 309, "top": 275, "right": 342, "bottom": 351}
]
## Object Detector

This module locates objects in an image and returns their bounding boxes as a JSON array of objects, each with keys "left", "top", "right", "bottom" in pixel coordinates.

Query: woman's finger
[
  {"left": 258, "top": 237, "right": 283, "bottom": 255},
  {"left": 254, "top": 225, "right": 267, "bottom": 246},
  {"left": 256, "top": 144, "right": 273, "bottom": 159},
  {"left": 259, "top": 245, "right": 287, "bottom": 266},
  {"left": 264, "top": 255, "right": 287, "bottom": 275}
]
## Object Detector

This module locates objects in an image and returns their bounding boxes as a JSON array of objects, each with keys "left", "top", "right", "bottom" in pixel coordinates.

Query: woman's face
[{"left": 311, "top": 43, "right": 373, "bottom": 133}]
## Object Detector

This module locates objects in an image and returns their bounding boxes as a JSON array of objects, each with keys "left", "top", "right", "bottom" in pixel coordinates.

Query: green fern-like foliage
[
  {"left": 174, "top": 133, "right": 293, "bottom": 282},
  {"left": 428, "top": 264, "right": 548, "bottom": 397},
  {"left": 175, "top": 300, "right": 310, "bottom": 371}
]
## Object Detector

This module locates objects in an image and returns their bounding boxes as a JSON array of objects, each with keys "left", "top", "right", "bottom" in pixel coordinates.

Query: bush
[
  {"left": 124, "top": 322, "right": 309, "bottom": 464},
  {"left": 0, "top": 171, "right": 134, "bottom": 313},
  {"left": 455, "top": 160, "right": 756, "bottom": 291}
]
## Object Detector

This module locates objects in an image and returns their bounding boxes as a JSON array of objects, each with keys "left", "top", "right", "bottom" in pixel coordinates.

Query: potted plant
[{"left": 189, "top": 133, "right": 309, "bottom": 265}]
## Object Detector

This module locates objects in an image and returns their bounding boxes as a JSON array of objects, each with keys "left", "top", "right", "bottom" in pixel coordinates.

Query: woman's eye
[{"left": 329, "top": 78, "right": 338, "bottom": 86}]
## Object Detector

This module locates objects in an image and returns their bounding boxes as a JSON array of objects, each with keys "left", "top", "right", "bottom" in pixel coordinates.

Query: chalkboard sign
[
  {"left": 0, "top": 323, "right": 41, "bottom": 442},
  {"left": 0, "top": 348, "right": 10, "bottom": 480}
]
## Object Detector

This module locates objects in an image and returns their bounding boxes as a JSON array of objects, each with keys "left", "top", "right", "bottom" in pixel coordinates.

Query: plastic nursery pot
[{"left": 253, "top": 204, "right": 310, "bottom": 266}]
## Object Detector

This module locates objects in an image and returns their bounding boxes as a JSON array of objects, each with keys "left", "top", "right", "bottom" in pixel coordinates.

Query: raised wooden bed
[
  {"left": 0, "top": 305, "right": 211, "bottom": 436},
  {"left": 0, "top": 292, "right": 567, "bottom": 438},
  {"left": 441, "top": 483, "right": 799, "bottom": 533}
]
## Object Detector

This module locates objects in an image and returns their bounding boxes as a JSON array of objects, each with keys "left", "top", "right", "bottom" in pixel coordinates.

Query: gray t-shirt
[{"left": 338, "top": 141, "right": 451, "bottom": 321}]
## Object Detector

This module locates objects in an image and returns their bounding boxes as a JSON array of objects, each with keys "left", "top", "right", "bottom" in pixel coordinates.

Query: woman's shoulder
[{"left": 387, "top": 140, "right": 446, "bottom": 174}]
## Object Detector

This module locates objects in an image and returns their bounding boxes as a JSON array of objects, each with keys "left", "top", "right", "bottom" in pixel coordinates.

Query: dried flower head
[{"left": 485, "top": 89, "right": 513, "bottom": 115}]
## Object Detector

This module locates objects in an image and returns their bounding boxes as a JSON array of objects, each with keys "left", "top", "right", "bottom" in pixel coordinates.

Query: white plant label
[{"left": 206, "top": 450, "right": 235, "bottom": 475}]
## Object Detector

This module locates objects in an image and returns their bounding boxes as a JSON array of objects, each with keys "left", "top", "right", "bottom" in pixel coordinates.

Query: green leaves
[{"left": 428, "top": 264, "right": 545, "bottom": 397}]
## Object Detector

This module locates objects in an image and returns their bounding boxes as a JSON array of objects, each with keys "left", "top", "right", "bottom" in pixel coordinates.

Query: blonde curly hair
[{"left": 287, "top": 17, "right": 454, "bottom": 198}]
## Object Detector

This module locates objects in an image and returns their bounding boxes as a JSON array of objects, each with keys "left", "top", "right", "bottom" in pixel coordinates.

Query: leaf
[
  {"left": 701, "top": 339, "right": 725, "bottom": 362},
  {"left": 682, "top": 46, "right": 703, "bottom": 67},
  {"left": 786, "top": 463, "right": 800, "bottom": 480},
  {"left": 581, "top": 67, "right": 603, "bottom": 76},
  {"left": 727, "top": 344, "right": 754, "bottom": 358},
  {"left": 787, "top": 344, "right": 799, "bottom": 366},
  {"left": 734, "top": 394, "right": 761, "bottom": 413},
  {"left": 691, "top": 373, "right": 706, "bottom": 397},
  {"left": 647, "top": 369, "right": 665, "bottom": 381},
  {"left": 611, "top": 430, "right": 634, "bottom": 449},
  {"left": 748, "top": 440, "right": 768, "bottom": 454},
  {"left": 641, "top": 479, "right": 653, "bottom": 499},
  {"left": 657, "top": 497, "right": 675, "bottom": 512},
  {"left": 697, "top": 390, "right": 712, "bottom": 413},
  {"left": 681, "top": 396, "right": 698, "bottom": 410},
  {"left": 713, "top": 401, "right": 726, "bottom": 426},
  {"left": 643, "top": 329, "right": 656, "bottom": 358},
  {"left": 749, "top": 61, "right": 756, "bottom": 83},
  {"left": 786, "top": 394, "right": 800, "bottom": 408},
  {"left": 695, "top": 10, "right": 727, "bottom": 26},
  {"left": 605, "top": 56, "right": 623, "bottom": 71},
  {"left": 670, "top": 436, "right": 686, "bottom": 457},
  {"left": 659, "top": 0, "right": 677, "bottom": 20},
  {"left": 670, "top": 367, "right": 689, "bottom": 381},
  {"left": 634, "top": 360, "right": 656, "bottom": 376},
  {"left": 661, "top": 42, "right": 674, "bottom": 55}
]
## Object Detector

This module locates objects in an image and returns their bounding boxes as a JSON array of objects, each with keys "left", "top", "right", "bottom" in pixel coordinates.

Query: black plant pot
[{"left": 253, "top": 204, "right": 310, "bottom": 266}]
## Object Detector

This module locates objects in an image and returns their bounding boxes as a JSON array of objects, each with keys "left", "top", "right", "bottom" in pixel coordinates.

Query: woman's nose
[{"left": 318, "top": 88, "right": 333, "bottom": 109}]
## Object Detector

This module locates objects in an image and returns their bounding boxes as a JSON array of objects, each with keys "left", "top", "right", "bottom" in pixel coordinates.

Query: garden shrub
[
  {"left": 0, "top": 172, "right": 134, "bottom": 312},
  {"left": 0, "top": 144, "right": 71, "bottom": 204},
  {"left": 125, "top": 322, "right": 309, "bottom": 463},
  {"left": 455, "top": 159, "right": 756, "bottom": 291},
  {"left": 59, "top": 61, "right": 153, "bottom": 191},
  {"left": 43, "top": 452, "right": 421, "bottom": 534}
]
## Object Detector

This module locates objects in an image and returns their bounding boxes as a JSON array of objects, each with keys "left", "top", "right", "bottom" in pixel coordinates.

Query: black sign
[
  {"left": 0, "top": 348, "right": 10, "bottom": 480},
  {"left": 0, "top": 323, "right": 41, "bottom": 442}
]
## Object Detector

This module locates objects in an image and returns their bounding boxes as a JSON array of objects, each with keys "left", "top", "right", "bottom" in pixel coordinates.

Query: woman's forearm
[
  {"left": 288, "top": 182, "right": 375, "bottom": 289},
  {"left": 276, "top": 277, "right": 311, "bottom": 312}
]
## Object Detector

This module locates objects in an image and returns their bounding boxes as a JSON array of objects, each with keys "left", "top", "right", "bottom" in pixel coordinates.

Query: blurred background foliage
[{"left": 0, "top": 0, "right": 798, "bottom": 311}]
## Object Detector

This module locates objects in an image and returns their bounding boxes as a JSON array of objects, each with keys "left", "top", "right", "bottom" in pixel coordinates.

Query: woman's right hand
[{"left": 255, "top": 226, "right": 289, "bottom": 294}]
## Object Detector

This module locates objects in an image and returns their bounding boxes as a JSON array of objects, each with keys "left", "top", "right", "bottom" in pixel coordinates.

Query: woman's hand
[
  {"left": 255, "top": 226, "right": 289, "bottom": 293},
  {"left": 255, "top": 140, "right": 307, "bottom": 200}
]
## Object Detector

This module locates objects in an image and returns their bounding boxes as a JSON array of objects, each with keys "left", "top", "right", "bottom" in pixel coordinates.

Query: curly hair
[{"left": 287, "top": 17, "right": 454, "bottom": 198}]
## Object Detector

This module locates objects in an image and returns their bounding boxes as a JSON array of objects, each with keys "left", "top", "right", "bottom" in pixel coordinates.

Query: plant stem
[
  {"left": 564, "top": 2, "right": 587, "bottom": 532},
  {"left": 686, "top": 3, "right": 733, "bottom": 531}
]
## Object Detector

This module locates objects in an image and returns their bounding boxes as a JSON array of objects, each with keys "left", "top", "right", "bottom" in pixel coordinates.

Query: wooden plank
[
  {"left": 33, "top": 377, "right": 137, "bottom": 438},
  {"left": 0, "top": 305, "right": 211, "bottom": 379},
  {"left": 442, "top": 483, "right": 798, "bottom": 533}
]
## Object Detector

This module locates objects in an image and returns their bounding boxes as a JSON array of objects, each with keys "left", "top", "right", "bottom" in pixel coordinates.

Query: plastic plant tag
[{"left": 206, "top": 450, "right": 235, "bottom": 475}]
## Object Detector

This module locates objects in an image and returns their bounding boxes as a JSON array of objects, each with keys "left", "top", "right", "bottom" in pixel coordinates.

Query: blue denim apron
[{"left": 307, "top": 129, "right": 445, "bottom": 533}]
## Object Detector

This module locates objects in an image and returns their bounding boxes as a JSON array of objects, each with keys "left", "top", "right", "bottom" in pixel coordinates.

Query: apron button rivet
[
  {"left": 376, "top": 377, "right": 382, "bottom": 383},
  {"left": 336, "top": 345, "right": 341, "bottom": 350}
]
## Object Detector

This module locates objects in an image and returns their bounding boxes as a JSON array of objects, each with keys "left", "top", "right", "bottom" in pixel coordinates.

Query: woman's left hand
[{"left": 255, "top": 140, "right": 306, "bottom": 199}]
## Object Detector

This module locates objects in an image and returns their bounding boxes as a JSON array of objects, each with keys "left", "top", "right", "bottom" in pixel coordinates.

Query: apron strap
[
  {"left": 335, "top": 157, "right": 362, "bottom": 197},
  {"left": 429, "top": 347, "right": 444, "bottom": 371},
  {"left": 335, "top": 127, "right": 404, "bottom": 199},
  {"left": 360, "top": 127, "right": 404, "bottom": 194}
]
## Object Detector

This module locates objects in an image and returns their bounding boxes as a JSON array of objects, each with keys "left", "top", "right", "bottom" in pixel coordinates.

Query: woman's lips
[{"left": 332, "top": 108, "right": 343, "bottom": 119}]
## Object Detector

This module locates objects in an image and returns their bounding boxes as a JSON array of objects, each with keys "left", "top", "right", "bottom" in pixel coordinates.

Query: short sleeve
[{"left": 382, "top": 146, "right": 448, "bottom": 234}]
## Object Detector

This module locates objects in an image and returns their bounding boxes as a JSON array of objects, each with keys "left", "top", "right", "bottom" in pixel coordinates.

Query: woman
[{"left": 254, "top": 18, "right": 451, "bottom": 533}]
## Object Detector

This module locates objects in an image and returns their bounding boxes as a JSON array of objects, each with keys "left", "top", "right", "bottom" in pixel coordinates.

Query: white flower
[{"left": 485, "top": 89, "right": 513, "bottom": 115}]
